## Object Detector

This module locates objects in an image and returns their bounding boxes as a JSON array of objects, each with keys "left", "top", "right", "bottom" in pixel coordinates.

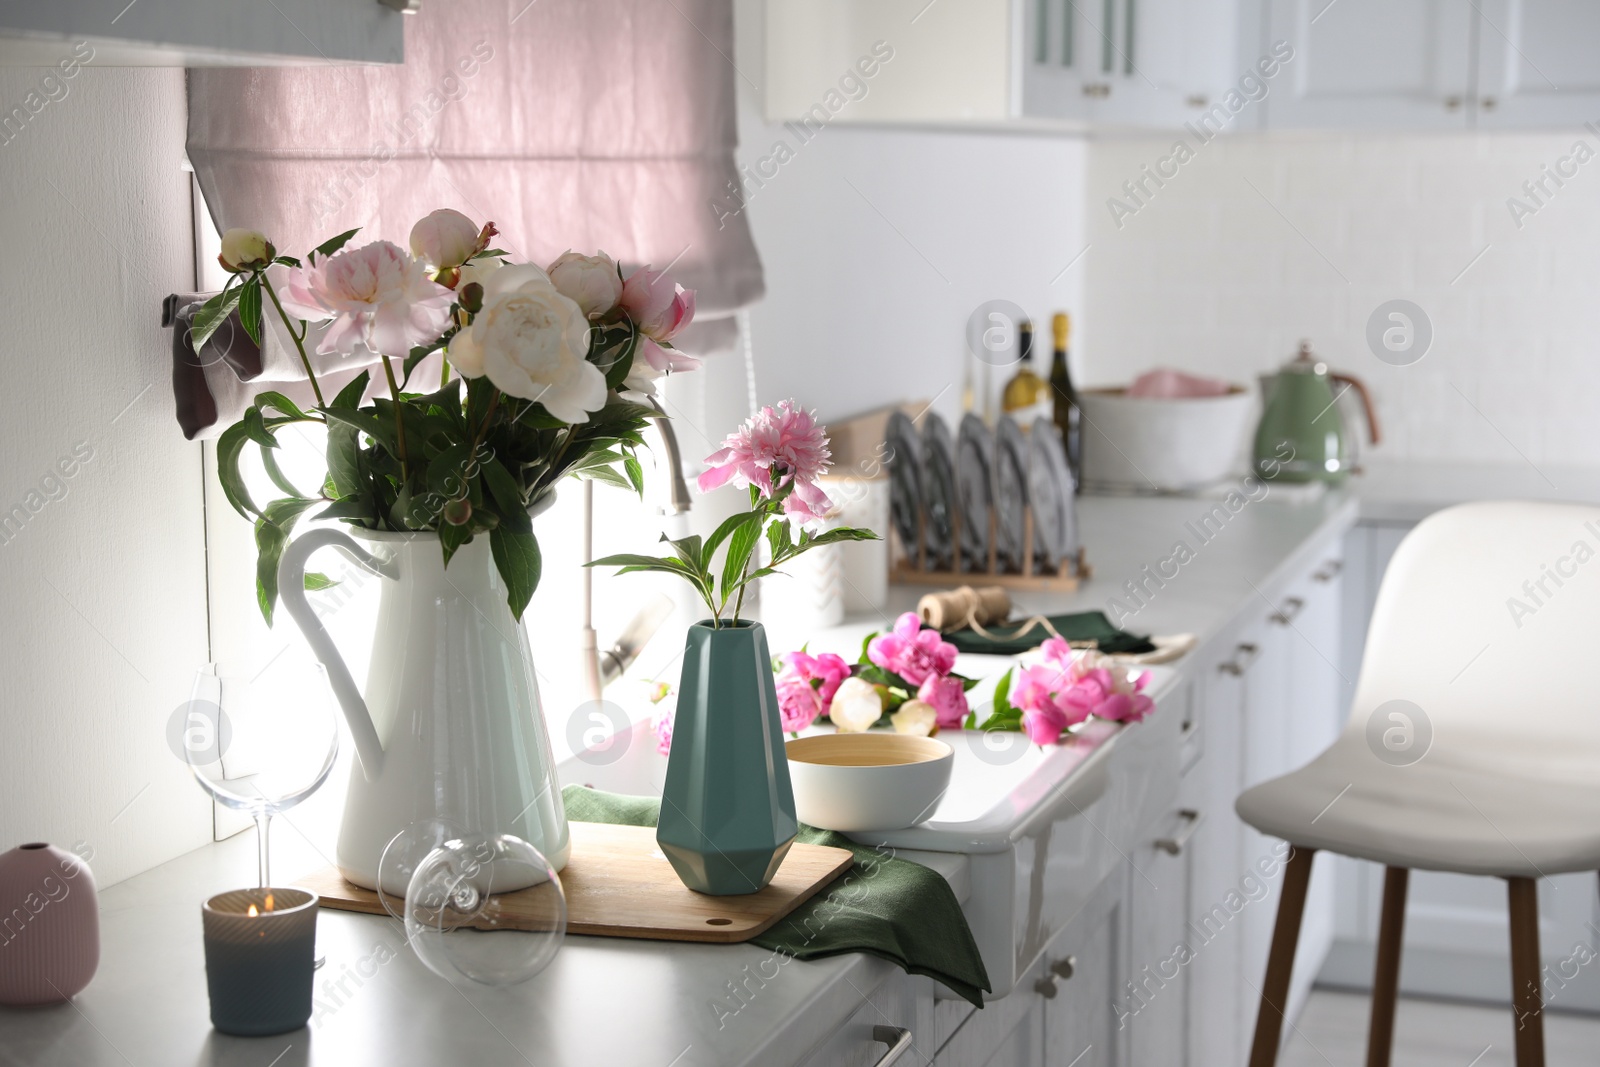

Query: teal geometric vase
[{"left": 658, "top": 620, "right": 798, "bottom": 895}]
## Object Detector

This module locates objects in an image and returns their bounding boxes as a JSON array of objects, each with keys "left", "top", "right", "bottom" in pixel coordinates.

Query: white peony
[
  {"left": 447, "top": 264, "right": 607, "bottom": 424},
  {"left": 829, "top": 677, "right": 883, "bottom": 734},
  {"left": 457, "top": 255, "right": 502, "bottom": 292},
  {"left": 547, "top": 250, "right": 622, "bottom": 320},
  {"left": 409, "top": 208, "right": 480, "bottom": 271}
]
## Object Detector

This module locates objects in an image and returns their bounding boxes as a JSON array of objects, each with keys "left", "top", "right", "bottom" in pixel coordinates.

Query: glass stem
[{"left": 254, "top": 812, "right": 272, "bottom": 888}]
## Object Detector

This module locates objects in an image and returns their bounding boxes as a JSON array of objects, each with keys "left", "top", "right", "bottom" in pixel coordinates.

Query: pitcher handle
[{"left": 278, "top": 528, "right": 399, "bottom": 781}]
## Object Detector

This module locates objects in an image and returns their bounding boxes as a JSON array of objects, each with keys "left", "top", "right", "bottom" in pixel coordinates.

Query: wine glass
[{"left": 185, "top": 659, "right": 340, "bottom": 888}]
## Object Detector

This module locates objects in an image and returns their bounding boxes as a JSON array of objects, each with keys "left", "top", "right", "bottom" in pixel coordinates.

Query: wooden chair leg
[
  {"left": 1507, "top": 877, "right": 1546, "bottom": 1067},
  {"left": 1365, "top": 866, "right": 1409, "bottom": 1067},
  {"left": 1247, "top": 845, "right": 1317, "bottom": 1067}
]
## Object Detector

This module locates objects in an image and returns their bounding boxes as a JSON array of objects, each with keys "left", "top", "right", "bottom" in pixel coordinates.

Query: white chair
[{"left": 1237, "top": 501, "right": 1600, "bottom": 1067}]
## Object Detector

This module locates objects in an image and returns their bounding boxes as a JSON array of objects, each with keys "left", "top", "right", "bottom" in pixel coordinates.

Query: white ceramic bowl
[
  {"left": 786, "top": 733, "right": 954, "bottom": 833},
  {"left": 1078, "top": 386, "right": 1255, "bottom": 493}
]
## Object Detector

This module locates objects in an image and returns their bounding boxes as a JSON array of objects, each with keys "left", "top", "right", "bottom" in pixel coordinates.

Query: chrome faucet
[{"left": 579, "top": 400, "right": 692, "bottom": 701}]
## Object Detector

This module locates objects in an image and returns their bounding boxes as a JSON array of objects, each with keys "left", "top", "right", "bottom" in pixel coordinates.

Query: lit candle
[{"left": 201, "top": 887, "right": 319, "bottom": 1036}]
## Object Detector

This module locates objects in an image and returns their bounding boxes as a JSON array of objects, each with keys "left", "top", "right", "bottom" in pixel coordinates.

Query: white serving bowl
[
  {"left": 786, "top": 733, "right": 954, "bottom": 833},
  {"left": 1078, "top": 386, "right": 1255, "bottom": 493}
]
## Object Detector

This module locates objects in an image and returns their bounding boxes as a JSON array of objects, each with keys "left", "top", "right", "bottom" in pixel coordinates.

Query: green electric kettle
[{"left": 1253, "top": 341, "right": 1379, "bottom": 484}]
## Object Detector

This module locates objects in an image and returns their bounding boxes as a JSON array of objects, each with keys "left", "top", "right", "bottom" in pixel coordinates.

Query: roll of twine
[{"left": 917, "top": 586, "right": 1087, "bottom": 647}]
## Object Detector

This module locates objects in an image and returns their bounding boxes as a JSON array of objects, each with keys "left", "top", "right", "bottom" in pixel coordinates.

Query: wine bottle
[
  {"left": 1049, "top": 312, "right": 1082, "bottom": 491},
  {"left": 1001, "top": 320, "right": 1051, "bottom": 421}
]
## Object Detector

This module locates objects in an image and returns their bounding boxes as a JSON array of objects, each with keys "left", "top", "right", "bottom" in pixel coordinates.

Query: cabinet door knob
[
  {"left": 1051, "top": 955, "right": 1077, "bottom": 980},
  {"left": 1034, "top": 975, "right": 1060, "bottom": 998},
  {"left": 1271, "top": 597, "right": 1305, "bottom": 625},
  {"left": 1480, "top": 96, "right": 1498, "bottom": 111},
  {"left": 1313, "top": 559, "right": 1342, "bottom": 582},
  {"left": 870, "top": 1026, "right": 914, "bottom": 1065},
  {"left": 1444, "top": 95, "right": 1463, "bottom": 111},
  {"left": 1155, "top": 809, "right": 1203, "bottom": 855},
  {"left": 1217, "top": 642, "right": 1259, "bottom": 675}
]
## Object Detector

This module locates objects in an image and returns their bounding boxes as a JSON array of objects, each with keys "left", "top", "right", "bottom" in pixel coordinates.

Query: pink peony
[
  {"left": 1021, "top": 702, "right": 1071, "bottom": 746},
  {"left": 620, "top": 266, "right": 699, "bottom": 386},
  {"left": 280, "top": 240, "right": 454, "bottom": 357},
  {"left": 1013, "top": 648, "right": 1154, "bottom": 738},
  {"left": 918, "top": 673, "right": 969, "bottom": 729},
  {"left": 698, "top": 400, "right": 835, "bottom": 523},
  {"left": 1011, "top": 663, "right": 1092, "bottom": 738},
  {"left": 775, "top": 673, "right": 820, "bottom": 733},
  {"left": 867, "top": 612, "right": 957, "bottom": 687},
  {"left": 774, "top": 651, "right": 852, "bottom": 733}
]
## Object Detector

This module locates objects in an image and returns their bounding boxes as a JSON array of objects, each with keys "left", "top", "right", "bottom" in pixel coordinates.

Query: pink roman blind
[{"left": 176, "top": 0, "right": 762, "bottom": 437}]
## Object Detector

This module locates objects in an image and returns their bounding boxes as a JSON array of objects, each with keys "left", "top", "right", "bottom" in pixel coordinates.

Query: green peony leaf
[
  {"left": 491, "top": 527, "right": 542, "bottom": 620},
  {"left": 253, "top": 497, "right": 322, "bottom": 625},
  {"left": 439, "top": 519, "right": 472, "bottom": 568},
  {"left": 215, "top": 420, "right": 265, "bottom": 520},
  {"left": 329, "top": 370, "right": 370, "bottom": 410},
  {"left": 238, "top": 280, "right": 263, "bottom": 347},
  {"left": 190, "top": 285, "right": 244, "bottom": 351},
  {"left": 311, "top": 227, "right": 361, "bottom": 262}
]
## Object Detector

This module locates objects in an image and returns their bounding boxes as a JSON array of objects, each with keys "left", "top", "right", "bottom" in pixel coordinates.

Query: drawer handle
[
  {"left": 1313, "top": 559, "right": 1342, "bottom": 582},
  {"left": 1082, "top": 82, "right": 1111, "bottom": 97},
  {"left": 1051, "top": 955, "right": 1076, "bottom": 980},
  {"left": 870, "top": 1026, "right": 914, "bottom": 1065},
  {"left": 1271, "top": 597, "right": 1305, "bottom": 625},
  {"left": 1155, "top": 809, "right": 1203, "bottom": 855},
  {"left": 1217, "top": 642, "right": 1258, "bottom": 676}
]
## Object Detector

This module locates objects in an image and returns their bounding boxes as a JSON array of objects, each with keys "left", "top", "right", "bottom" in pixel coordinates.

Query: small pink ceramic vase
[{"left": 0, "top": 842, "right": 99, "bottom": 1004}]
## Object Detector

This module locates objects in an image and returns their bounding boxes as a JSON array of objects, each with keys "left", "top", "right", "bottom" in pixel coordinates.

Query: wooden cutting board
[{"left": 296, "top": 821, "right": 853, "bottom": 944}]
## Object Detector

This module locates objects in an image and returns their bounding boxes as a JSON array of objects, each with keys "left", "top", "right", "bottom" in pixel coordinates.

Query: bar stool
[{"left": 1237, "top": 501, "right": 1600, "bottom": 1067}]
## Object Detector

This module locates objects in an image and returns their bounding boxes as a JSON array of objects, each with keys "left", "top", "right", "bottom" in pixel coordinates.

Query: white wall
[
  {"left": 729, "top": 0, "right": 1090, "bottom": 434},
  {"left": 0, "top": 64, "right": 209, "bottom": 887},
  {"left": 1084, "top": 131, "right": 1600, "bottom": 467}
]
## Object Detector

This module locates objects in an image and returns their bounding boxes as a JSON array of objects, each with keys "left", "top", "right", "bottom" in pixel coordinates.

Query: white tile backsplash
[{"left": 1085, "top": 132, "right": 1600, "bottom": 467}]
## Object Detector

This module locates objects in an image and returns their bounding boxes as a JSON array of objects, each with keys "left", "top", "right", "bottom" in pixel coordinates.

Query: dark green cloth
[
  {"left": 562, "top": 785, "right": 991, "bottom": 1007},
  {"left": 939, "top": 609, "right": 1156, "bottom": 657}
]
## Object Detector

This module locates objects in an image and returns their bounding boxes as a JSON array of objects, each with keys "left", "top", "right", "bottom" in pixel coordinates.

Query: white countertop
[{"left": 11, "top": 461, "right": 1587, "bottom": 1067}]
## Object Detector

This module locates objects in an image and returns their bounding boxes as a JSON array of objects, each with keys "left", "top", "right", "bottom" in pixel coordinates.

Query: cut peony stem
[
  {"left": 380, "top": 355, "right": 409, "bottom": 483},
  {"left": 261, "top": 272, "right": 325, "bottom": 408}
]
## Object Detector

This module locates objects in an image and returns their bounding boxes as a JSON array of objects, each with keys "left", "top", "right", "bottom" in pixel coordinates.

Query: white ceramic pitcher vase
[{"left": 277, "top": 519, "right": 570, "bottom": 891}]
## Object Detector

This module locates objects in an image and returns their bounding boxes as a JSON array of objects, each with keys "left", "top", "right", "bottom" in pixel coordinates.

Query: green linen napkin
[
  {"left": 938, "top": 609, "right": 1156, "bottom": 657},
  {"left": 561, "top": 785, "right": 991, "bottom": 1007}
]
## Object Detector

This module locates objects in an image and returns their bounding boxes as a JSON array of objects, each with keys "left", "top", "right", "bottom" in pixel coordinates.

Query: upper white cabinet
[
  {"left": 764, "top": 0, "right": 1247, "bottom": 129},
  {"left": 1263, "top": 0, "right": 1475, "bottom": 128},
  {"left": 1264, "top": 0, "right": 1600, "bottom": 128},
  {"left": 0, "top": 0, "right": 405, "bottom": 67},
  {"left": 768, "top": 0, "right": 1600, "bottom": 130},
  {"left": 1474, "top": 0, "right": 1600, "bottom": 127}
]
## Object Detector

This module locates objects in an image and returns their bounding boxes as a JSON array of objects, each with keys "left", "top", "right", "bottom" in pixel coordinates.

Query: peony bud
[
  {"left": 458, "top": 281, "right": 484, "bottom": 314},
  {"left": 410, "top": 209, "right": 480, "bottom": 273},
  {"left": 218, "top": 228, "right": 275, "bottom": 273},
  {"left": 547, "top": 251, "right": 622, "bottom": 320},
  {"left": 890, "top": 699, "right": 938, "bottom": 737},
  {"left": 620, "top": 266, "right": 695, "bottom": 342}
]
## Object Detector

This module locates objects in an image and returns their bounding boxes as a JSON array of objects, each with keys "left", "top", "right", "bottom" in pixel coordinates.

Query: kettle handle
[
  {"left": 1329, "top": 373, "right": 1381, "bottom": 446},
  {"left": 278, "top": 529, "right": 399, "bottom": 781}
]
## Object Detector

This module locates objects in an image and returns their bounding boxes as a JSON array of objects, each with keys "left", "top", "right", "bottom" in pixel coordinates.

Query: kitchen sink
[{"left": 556, "top": 665, "right": 1184, "bottom": 998}]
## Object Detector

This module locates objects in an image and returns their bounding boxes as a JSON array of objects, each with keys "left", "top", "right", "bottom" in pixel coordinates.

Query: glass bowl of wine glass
[{"left": 185, "top": 658, "right": 340, "bottom": 888}]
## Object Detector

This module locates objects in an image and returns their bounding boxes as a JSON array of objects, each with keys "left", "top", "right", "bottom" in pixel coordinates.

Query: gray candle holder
[{"left": 202, "top": 887, "right": 318, "bottom": 1036}]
